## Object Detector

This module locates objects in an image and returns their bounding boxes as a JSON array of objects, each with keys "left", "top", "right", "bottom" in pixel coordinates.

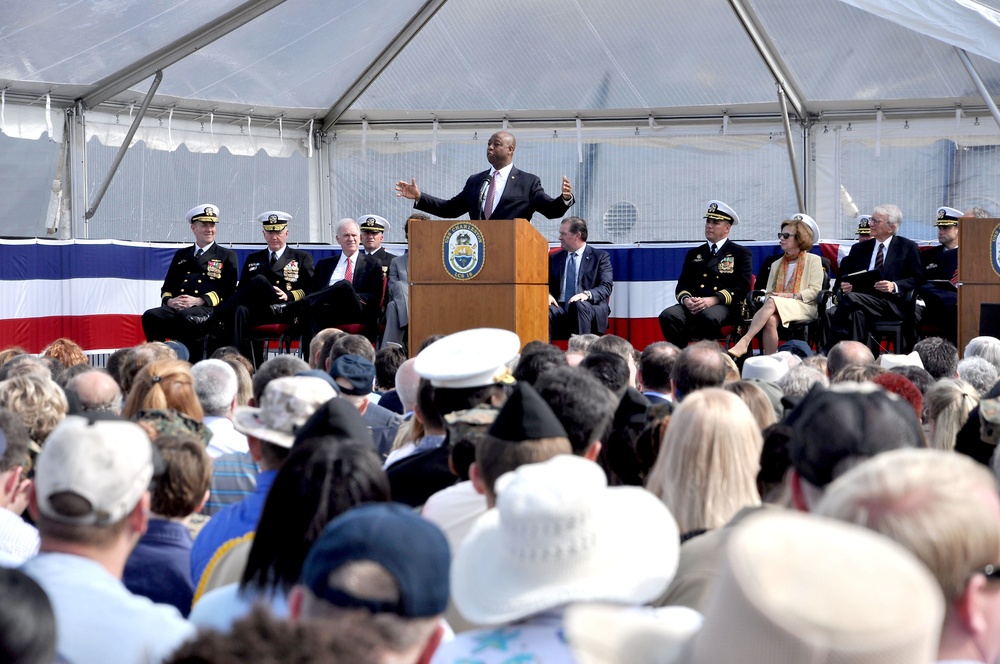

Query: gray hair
[
  {"left": 778, "top": 365, "right": 829, "bottom": 397},
  {"left": 956, "top": 357, "right": 999, "bottom": 397},
  {"left": 192, "top": 359, "right": 239, "bottom": 416},
  {"left": 872, "top": 204, "right": 903, "bottom": 233},
  {"left": 964, "top": 336, "right": 1000, "bottom": 372}
]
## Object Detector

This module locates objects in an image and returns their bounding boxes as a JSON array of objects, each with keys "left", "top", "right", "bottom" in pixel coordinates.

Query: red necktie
[
  {"left": 874, "top": 243, "right": 884, "bottom": 271},
  {"left": 345, "top": 257, "right": 353, "bottom": 283},
  {"left": 484, "top": 171, "right": 499, "bottom": 219}
]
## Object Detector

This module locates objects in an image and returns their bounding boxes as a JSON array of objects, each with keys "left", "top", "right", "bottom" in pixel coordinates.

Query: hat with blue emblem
[
  {"left": 359, "top": 214, "right": 390, "bottom": 233},
  {"left": 856, "top": 214, "right": 872, "bottom": 236},
  {"left": 415, "top": 328, "right": 520, "bottom": 389},
  {"left": 186, "top": 204, "right": 220, "bottom": 224},
  {"left": 705, "top": 200, "right": 739, "bottom": 225},
  {"left": 936, "top": 206, "right": 963, "bottom": 226},
  {"left": 258, "top": 210, "right": 291, "bottom": 232}
]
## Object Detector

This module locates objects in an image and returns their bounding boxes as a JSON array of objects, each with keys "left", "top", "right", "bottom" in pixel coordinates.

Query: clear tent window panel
[{"left": 85, "top": 138, "right": 309, "bottom": 243}]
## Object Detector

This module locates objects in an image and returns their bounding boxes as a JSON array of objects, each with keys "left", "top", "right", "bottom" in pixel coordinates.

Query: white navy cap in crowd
[
  {"left": 791, "top": 213, "right": 820, "bottom": 243},
  {"left": 705, "top": 200, "right": 739, "bottom": 225},
  {"left": 186, "top": 204, "right": 220, "bottom": 224},
  {"left": 359, "top": 215, "right": 390, "bottom": 233},
  {"left": 415, "top": 328, "right": 520, "bottom": 389},
  {"left": 936, "top": 207, "right": 963, "bottom": 226},
  {"left": 258, "top": 211, "right": 292, "bottom": 231}
]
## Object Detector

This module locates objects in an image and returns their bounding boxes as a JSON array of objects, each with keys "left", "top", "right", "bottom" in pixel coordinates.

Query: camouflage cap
[{"left": 233, "top": 376, "right": 337, "bottom": 448}]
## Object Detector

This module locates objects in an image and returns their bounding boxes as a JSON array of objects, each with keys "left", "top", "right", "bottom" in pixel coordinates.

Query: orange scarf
[{"left": 773, "top": 253, "right": 805, "bottom": 295}]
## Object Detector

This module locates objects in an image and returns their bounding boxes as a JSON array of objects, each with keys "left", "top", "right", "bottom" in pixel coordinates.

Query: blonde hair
[
  {"left": 817, "top": 448, "right": 1000, "bottom": 602},
  {"left": 646, "top": 388, "right": 762, "bottom": 534},
  {"left": 924, "top": 378, "right": 979, "bottom": 451},
  {"left": 123, "top": 359, "right": 204, "bottom": 422},
  {"left": 722, "top": 381, "right": 777, "bottom": 430},
  {"left": 0, "top": 375, "right": 68, "bottom": 444}
]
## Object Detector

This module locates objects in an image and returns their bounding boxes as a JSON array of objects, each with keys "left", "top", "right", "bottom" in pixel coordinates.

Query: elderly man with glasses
[{"left": 827, "top": 204, "right": 924, "bottom": 352}]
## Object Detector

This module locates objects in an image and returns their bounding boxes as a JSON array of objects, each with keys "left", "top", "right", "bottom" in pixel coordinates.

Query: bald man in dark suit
[{"left": 395, "top": 131, "right": 574, "bottom": 221}]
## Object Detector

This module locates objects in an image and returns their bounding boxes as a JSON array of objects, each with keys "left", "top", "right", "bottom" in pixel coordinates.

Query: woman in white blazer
[{"left": 730, "top": 218, "right": 823, "bottom": 357}]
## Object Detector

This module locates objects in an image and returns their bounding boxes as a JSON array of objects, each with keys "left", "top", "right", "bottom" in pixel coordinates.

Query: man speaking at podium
[{"left": 395, "top": 131, "right": 575, "bottom": 221}]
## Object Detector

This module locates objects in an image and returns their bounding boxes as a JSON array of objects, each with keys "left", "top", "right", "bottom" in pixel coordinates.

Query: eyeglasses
[
  {"left": 869, "top": 217, "right": 887, "bottom": 225},
  {"left": 777, "top": 232, "right": 796, "bottom": 240},
  {"left": 974, "top": 564, "right": 1000, "bottom": 582}
]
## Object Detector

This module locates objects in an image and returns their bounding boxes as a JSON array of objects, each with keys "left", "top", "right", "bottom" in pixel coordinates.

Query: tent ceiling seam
[
  {"left": 80, "top": 0, "right": 292, "bottom": 109},
  {"left": 322, "top": 0, "right": 450, "bottom": 130}
]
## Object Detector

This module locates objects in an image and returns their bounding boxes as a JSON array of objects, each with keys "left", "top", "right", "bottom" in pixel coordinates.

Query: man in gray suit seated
[{"left": 381, "top": 213, "right": 429, "bottom": 352}]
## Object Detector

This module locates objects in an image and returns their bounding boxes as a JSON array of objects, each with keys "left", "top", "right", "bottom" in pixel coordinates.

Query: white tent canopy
[{"left": 1, "top": 0, "right": 999, "bottom": 242}]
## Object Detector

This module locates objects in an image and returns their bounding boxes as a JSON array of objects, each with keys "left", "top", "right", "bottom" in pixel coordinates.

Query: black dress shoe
[{"left": 187, "top": 314, "right": 211, "bottom": 326}]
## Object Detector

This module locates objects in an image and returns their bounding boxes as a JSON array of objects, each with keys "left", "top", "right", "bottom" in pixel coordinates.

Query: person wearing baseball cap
[
  {"left": 289, "top": 503, "right": 451, "bottom": 664},
  {"left": 21, "top": 416, "right": 196, "bottom": 663},
  {"left": 658, "top": 201, "right": 753, "bottom": 348},
  {"left": 917, "top": 206, "right": 963, "bottom": 343},
  {"left": 141, "top": 204, "right": 239, "bottom": 362},
  {"left": 208, "top": 211, "right": 316, "bottom": 362}
]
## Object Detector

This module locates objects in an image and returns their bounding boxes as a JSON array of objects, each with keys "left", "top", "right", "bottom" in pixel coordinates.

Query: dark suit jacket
[
  {"left": 675, "top": 240, "right": 753, "bottom": 313},
  {"left": 415, "top": 167, "right": 573, "bottom": 220},
  {"left": 921, "top": 244, "right": 958, "bottom": 282},
  {"left": 833, "top": 236, "right": 924, "bottom": 299},
  {"left": 313, "top": 251, "right": 385, "bottom": 309},
  {"left": 238, "top": 247, "right": 315, "bottom": 302},
  {"left": 548, "top": 245, "right": 614, "bottom": 333},
  {"left": 160, "top": 243, "right": 239, "bottom": 307}
]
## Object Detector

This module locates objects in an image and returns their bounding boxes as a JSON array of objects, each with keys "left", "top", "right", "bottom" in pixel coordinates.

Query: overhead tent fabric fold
[
  {"left": 85, "top": 110, "right": 309, "bottom": 157},
  {"left": 835, "top": 0, "right": 1000, "bottom": 64},
  {"left": 0, "top": 103, "right": 64, "bottom": 143}
]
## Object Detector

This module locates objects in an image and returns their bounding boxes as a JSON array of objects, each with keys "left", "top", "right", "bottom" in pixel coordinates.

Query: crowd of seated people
[{"left": 0, "top": 320, "right": 997, "bottom": 662}]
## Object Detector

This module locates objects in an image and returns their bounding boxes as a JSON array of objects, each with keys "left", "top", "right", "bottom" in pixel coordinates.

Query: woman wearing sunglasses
[{"left": 729, "top": 218, "right": 823, "bottom": 358}]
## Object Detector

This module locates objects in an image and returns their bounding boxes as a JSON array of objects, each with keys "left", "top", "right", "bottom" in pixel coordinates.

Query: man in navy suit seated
[
  {"left": 828, "top": 204, "right": 924, "bottom": 351},
  {"left": 548, "top": 217, "right": 614, "bottom": 340},
  {"left": 395, "top": 131, "right": 574, "bottom": 221}
]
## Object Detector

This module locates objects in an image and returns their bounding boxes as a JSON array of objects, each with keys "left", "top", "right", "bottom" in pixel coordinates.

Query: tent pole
[
  {"left": 956, "top": 48, "right": 1000, "bottom": 131},
  {"left": 778, "top": 85, "right": 805, "bottom": 213},
  {"left": 84, "top": 71, "right": 161, "bottom": 221}
]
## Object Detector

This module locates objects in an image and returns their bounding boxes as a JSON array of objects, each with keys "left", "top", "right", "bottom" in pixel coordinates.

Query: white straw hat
[{"left": 451, "top": 455, "right": 680, "bottom": 625}]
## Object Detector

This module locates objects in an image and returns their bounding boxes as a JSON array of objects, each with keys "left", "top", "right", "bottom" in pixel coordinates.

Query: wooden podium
[
  {"left": 958, "top": 217, "right": 1000, "bottom": 351},
  {"left": 408, "top": 218, "right": 548, "bottom": 352}
]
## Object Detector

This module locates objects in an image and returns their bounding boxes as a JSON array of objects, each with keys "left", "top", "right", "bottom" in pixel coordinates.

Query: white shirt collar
[{"left": 491, "top": 163, "right": 514, "bottom": 179}]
